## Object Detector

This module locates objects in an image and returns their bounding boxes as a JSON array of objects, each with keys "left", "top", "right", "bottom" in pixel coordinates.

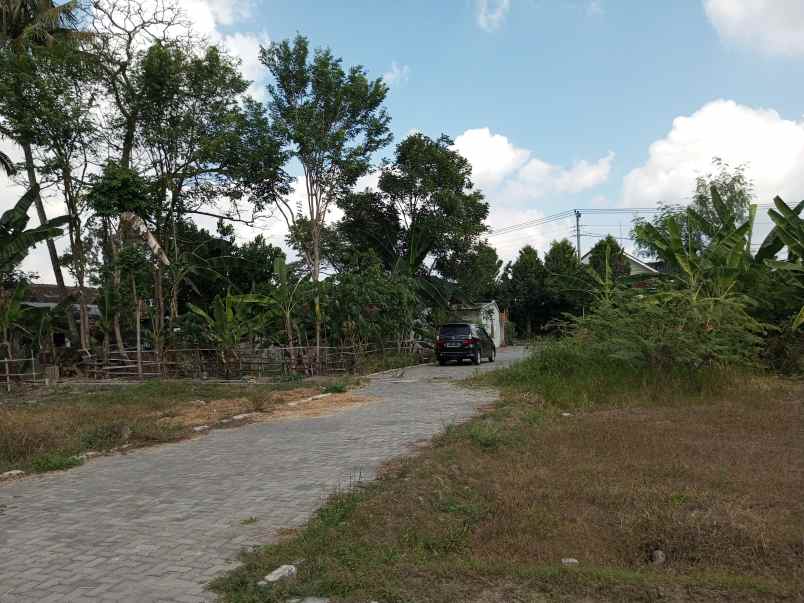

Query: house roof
[
  {"left": 453, "top": 300, "right": 498, "bottom": 309},
  {"left": 580, "top": 250, "right": 658, "bottom": 274},
  {"left": 23, "top": 284, "right": 99, "bottom": 304}
]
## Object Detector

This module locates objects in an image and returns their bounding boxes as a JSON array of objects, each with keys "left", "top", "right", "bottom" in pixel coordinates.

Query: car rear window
[{"left": 439, "top": 324, "right": 470, "bottom": 337}]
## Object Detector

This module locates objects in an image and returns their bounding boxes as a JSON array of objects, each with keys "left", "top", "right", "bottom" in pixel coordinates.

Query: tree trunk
[
  {"left": 108, "top": 228, "right": 128, "bottom": 355},
  {"left": 21, "top": 142, "right": 79, "bottom": 343},
  {"left": 61, "top": 164, "right": 91, "bottom": 351},
  {"left": 284, "top": 310, "right": 294, "bottom": 349},
  {"left": 312, "top": 231, "right": 322, "bottom": 368}
]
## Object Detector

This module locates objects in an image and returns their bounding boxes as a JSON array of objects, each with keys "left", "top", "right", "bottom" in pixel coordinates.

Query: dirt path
[{"left": 0, "top": 347, "right": 525, "bottom": 603}]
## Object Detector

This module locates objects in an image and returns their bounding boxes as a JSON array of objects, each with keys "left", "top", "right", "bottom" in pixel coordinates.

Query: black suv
[{"left": 436, "top": 322, "right": 496, "bottom": 365}]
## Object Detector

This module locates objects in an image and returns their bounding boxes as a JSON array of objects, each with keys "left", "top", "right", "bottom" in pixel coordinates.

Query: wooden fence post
[{"left": 136, "top": 298, "right": 143, "bottom": 380}]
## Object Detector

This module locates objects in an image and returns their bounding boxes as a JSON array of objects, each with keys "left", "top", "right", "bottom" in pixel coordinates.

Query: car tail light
[{"left": 436, "top": 338, "right": 444, "bottom": 350}]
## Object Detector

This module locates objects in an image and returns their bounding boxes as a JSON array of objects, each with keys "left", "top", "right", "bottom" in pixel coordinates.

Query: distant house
[
  {"left": 21, "top": 284, "right": 101, "bottom": 347},
  {"left": 580, "top": 250, "right": 659, "bottom": 276},
  {"left": 450, "top": 300, "right": 504, "bottom": 347},
  {"left": 21, "top": 284, "right": 101, "bottom": 318}
]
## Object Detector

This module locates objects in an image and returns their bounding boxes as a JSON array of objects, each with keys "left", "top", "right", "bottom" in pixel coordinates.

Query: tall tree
[
  {"left": 0, "top": 0, "right": 88, "bottom": 342},
  {"left": 85, "top": 0, "right": 185, "bottom": 352},
  {"left": 543, "top": 238, "right": 587, "bottom": 320},
  {"left": 134, "top": 40, "right": 252, "bottom": 333},
  {"left": 333, "top": 133, "right": 489, "bottom": 278},
  {"left": 260, "top": 34, "right": 392, "bottom": 352},
  {"left": 19, "top": 42, "right": 100, "bottom": 349},
  {"left": 506, "top": 245, "right": 547, "bottom": 336},
  {"left": 587, "top": 235, "right": 631, "bottom": 281},
  {"left": 437, "top": 241, "right": 501, "bottom": 303}
]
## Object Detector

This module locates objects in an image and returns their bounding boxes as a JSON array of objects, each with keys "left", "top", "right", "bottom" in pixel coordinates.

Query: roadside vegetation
[
  {"left": 213, "top": 187, "right": 803, "bottom": 601},
  {"left": 212, "top": 364, "right": 801, "bottom": 602},
  {"left": 0, "top": 378, "right": 353, "bottom": 474}
]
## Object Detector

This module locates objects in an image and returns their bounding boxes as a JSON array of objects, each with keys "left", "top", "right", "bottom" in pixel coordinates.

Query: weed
[
  {"left": 79, "top": 422, "right": 129, "bottom": 450},
  {"left": 322, "top": 382, "right": 347, "bottom": 394},
  {"left": 0, "top": 380, "right": 297, "bottom": 474},
  {"left": 30, "top": 452, "right": 83, "bottom": 473},
  {"left": 467, "top": 421, "right": 503, "bottom": 450},
  {"left": 212, "top": 352, "right": 803, "bottom": 602},
  {"left": 240, "top": 517, "right": 257, "bottom": 525}
]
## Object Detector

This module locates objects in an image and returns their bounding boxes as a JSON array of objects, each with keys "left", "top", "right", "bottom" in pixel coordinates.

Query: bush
[
  {"left": 323, "top": 382, "right": 347, "bottom": 394},
  {"left": 79, "top": 422, "right": 129, "bottom": 451},
  {"left": 482, "top": 288, "right": 769, "bottom": 410},
  {"left": 571, "top": 288, "right": 764, "bottom": 371},
  {"left": 30, "top": 453, "right": 83, "bottom": 473}
]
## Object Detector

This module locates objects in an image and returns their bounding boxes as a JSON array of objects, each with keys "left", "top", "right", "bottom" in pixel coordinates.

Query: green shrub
[
  {"left": 79, "top": 422, "right": 129, "bottom": 451},
  {"left": 30, "top": 453, "right": 83, "bottom": 473},
  {"left": 572, "top": 288, "right": 764, "bottom": 371},
  {"left": 323, "top": 382, "right": 348, "bottom": 394},
  {"left": 468, "top": 421, "right": 504, "bottom": 450}
]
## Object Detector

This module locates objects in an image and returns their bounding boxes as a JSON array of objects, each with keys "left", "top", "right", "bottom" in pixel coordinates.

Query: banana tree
[
  {"left": 188, "top": 291, "right": 256, "bottom": 371},
  {"left": 757, "top": 197, "right": 804, "bottom": 329},
  {"left": 236, "top": 257, "right": 307, "bottom": 348},
  {"left": 1, "top": 187, "right": 68, "bottom": 276},
  {"left": 0, "top": 283, "right": 29, "bottom": 359},
  {"left": 637, "top": 190, "right": 756, "bottom": 299}
]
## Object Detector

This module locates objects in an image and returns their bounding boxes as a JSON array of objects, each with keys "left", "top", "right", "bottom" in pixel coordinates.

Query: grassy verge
[
  {"left": 0, "top": 378, "right": 352, "bottom": 474},
  {"left": 212, "top": 346, "right": 803, "bottom": 602},
  {"left": 360, "top": 351, "right": 430, "bottom": 374}
]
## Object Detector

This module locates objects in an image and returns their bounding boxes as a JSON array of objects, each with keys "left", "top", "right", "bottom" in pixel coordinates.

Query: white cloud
[
  {"left": 221, "top": 31, "right": 270, "bottom": 99},
  {"left": 528, "top": 152, "right": 614, "bottom": 194},
  {"left": 382, "top": 61, "right": 410, "bottom": 87},
  {"left": 453, "top": 128, "right": 529, "bottom": 189},
  {"left": 623, "top": 99, "right": 804, "bottom": 208},
  {"left": 476, "top": 0, "right": 511, "bottom": 32},
  {"left": 172, "top": 1, "right": 268, "bottom": 98},
  {"left": 704, "top": 0, "right": 804, "bottom": 56},
  {"left": 453, "top": 128, "right": 613, "bottom": 201},
  {"left": 178, "top": 0, "right": 253, "bottom": 35},
  {"left": 452, "top": 127, "right": 613, "bottom": 261}
]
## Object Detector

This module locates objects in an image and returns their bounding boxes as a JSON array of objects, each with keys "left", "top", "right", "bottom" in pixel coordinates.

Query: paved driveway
[{"left": 0, "top": 347, "right": 525, "bottom": 602}]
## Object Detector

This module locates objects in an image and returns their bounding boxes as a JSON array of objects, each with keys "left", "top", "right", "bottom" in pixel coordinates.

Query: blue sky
[
  {"left": 9, "top": 0, "right": 804, "bottom": 280},
  {"left": 207, "top": 0, "right": 804, "bottom": 260}
]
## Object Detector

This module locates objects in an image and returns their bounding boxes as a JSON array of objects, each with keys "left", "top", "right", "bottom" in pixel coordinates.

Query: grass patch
[
  {"left": 29, "top": 452, "right": 83, "bottom": 473},
  {"left": 322, "top": 382, "right": 348, "bottom": 394},
  {"left": 360, "top": 351, "right": 427, "bottom": 374},
  {"left": 0, "top": 378, "right": 348, "bottom": 475},
  {"left": 474, "top": 337, "right": 789, "bottom": 410},
  {"left": 212, "top": 346, "right": 803, "bottom": 602}
]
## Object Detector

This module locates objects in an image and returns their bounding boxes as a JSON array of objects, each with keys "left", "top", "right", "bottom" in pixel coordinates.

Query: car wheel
[
  {"left": 489, "top": 348, "right": 495, "bottom": 363},
  {"left": 472, "top": 350, "right": 481, "bottom": 365},
  {"left": 438, "top": 357, "right": 447, "bottom": 366}
]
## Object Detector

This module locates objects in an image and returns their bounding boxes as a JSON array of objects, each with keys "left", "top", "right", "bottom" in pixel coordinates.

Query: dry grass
[
  {"left": 212, "top": 369, "right": 803, "bottom": 602},
  {"left": 0, "top": 379, "right": 356, "bottom": 474}
]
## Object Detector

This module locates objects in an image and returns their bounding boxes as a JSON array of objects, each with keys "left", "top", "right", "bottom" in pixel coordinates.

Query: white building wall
[{"left": 456, "top": 303, "right": 503, "bottom": 348}]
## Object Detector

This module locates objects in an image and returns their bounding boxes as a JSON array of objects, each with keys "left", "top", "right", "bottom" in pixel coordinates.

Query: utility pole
[{"left": 574, "top": 209, "right": 582, "bottom": 260}]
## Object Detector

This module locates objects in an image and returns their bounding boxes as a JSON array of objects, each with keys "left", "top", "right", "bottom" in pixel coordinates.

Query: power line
[{"left": 488, "top": 204, "right": 776, "bottom": 238}]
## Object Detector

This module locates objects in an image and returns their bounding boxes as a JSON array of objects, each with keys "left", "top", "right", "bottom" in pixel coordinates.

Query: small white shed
[{"left": 451, "top": 301, "right": 504, "bottom": 348}]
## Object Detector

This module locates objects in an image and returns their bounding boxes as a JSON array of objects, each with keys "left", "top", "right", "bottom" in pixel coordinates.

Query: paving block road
[{"left": 0, "top": 347, "right": 524, "bottom": 602}]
